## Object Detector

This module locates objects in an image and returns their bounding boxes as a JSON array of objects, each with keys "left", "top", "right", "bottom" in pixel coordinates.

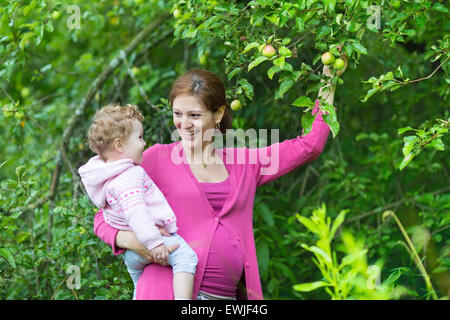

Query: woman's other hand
[
  {"left": 150, "top": 244, "right": 170, "bottom": 265},
  {"left": 115, "top": 229, "right": 179, "bottom": 265}
]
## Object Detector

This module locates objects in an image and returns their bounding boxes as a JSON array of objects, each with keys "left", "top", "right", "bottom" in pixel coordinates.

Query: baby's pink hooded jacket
[{"left": 78, "top": 157, "right": 178, "bottom": 250}]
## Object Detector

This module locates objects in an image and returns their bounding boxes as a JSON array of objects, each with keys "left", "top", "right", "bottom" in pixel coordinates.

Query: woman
[{"left": 93, "top": 63, "right": 345, "bottom": 300}]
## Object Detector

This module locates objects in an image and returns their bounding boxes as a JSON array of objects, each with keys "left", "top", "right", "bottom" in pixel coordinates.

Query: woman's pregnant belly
[{"left": 199, "top": 223, "right": 244, "bottom": 297}]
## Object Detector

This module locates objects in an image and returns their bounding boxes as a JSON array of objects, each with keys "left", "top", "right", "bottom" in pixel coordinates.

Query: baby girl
[{"left": 78, "top": 103, "right": 197, "bottom": 300}]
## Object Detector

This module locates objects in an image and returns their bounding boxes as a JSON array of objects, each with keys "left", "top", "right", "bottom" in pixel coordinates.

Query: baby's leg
[
  {"left": 163, "top": 234, "right": 198, "bottom": 300},
  {"left": 173, "top": 272, "right": 195, "bottom": 300},
  {"left": 123, "top": 250, "right": 150, "bottom": 299}
]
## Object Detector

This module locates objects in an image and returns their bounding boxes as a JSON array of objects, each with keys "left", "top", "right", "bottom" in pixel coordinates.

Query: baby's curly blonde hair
[{"left": 88, "top": 103, "right": 144, "bottom": 160}]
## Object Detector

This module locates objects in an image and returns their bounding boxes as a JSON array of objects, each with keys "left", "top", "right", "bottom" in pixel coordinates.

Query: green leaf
[
  {"left": 398, "top": 126, "right": 415, "bottom": 134},
  {"left": 278, "top": 46, "right": 292, "bottom": 58},
  {"left": 257, "top": 203, "right": 275, "bottom": 227},
  {"left": 23, "top": 0, "right": 38, "bottom": 16},
  {"left": 279, "top": 11, "right": 290, "bottom": 28},
  {"left": 238, "top": 78, "right": 254, "bottom": 100},
  {"left": 302, "top": 244, "right": 332, "bottom": 264},
  {"left": 256, "top": 241, "right": 270, "bottom": 275},
  {"left": 181, "top": 27, "right": 197, "bottom": 39},
  {"left": 275, "top": 78, "right": 294, "bottom": 100},
  {"left": 330, "top": 210, "right": 347, "bottom": 239},
  {"left": 0, "top": 248, "right": 16, "bottom": 268},
  {"left": 403, "top": 29, "right": 416, "bottom": 38},
  {"left": 321, "top": 103, "right": 339, "bottom": 138},
  {"left": 394, "top": 66, "right": 403, "bottom": 78},
  {"left": 292, "top": 96, "right": 315, "bottom": 108},
  {"left": 273, "top": 56, "right": 285, "bottom": 68},
  {"left": 301, "top": 112, "right": 315, "bottom": 135},
  {"left": 296, "top": 214, "right": 320, "bottom": 235},
  {"left": 316, "top": 26, "right": 331, "bottom": 40},
  {"left": 254, "top": 0, "right": 274, "bottom": 7},
  {"left": 19, "top": 32, "right": 34, "bottom": 50},
  {"left": 432, "top": 3, "right": 448, "bottom": 13},
  {"left": 293, "top": 280, "right": 331, "bottom": 292},
  {"left": 427, "top": 138, "right": 445, "bottom": 151},
  {"left": 227, "top": 67, "right": 242, "bottom": 81},
  {"left": 295, "top": 17, "right": 304, "bottom": 32},
  {"left": 361, "top": 87, "right": 379, "bottom": 103},
  {"left": 399, "top": 152, "right": 415, "bottom": 171},
  {"left": 265, "top": 13, "right": 279, "bottom": 26},
  {"left": 282, "top": 37, "right": 291, "bottom": 45},
  {"left": 267, "top": 65, "right": 279, "bottom": 80},
  {"left": 346, "top": 21, "right": 359, "bottom": 33},
  {"left": 242, "top": 42, "right": 259, "bottom": 54},
  {"left": 385, "top": 72, "right": 394, "bottom": 80},
  {"left": 324, "top": 0, "right": 336, "bottom": 12},
  {"left": 355, "top": 133, "right": 369, "bottom": 141},
  {"left": 352, "top": 42, "right": 368, "bottom": 55},
  {"left": 402, "top": 136, "right": 419, "bottom": 157},
  {"left": 0, "top": 160, "right": 8, "bottom": 169},
  {"left": 248, "top": 56, "right": 269, "bottom": 71}
]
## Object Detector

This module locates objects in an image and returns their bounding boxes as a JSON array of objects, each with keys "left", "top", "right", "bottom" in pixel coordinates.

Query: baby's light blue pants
[{"left": 123, "top": 233, "right": 198, "bottom": 299}]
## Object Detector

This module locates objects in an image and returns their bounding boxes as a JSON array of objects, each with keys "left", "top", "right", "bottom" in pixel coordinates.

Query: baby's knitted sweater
[{"left": 78, "top": 156, "right": 177, "bottom": 250}]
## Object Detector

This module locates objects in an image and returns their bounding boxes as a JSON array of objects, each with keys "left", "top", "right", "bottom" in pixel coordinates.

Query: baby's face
[{"left": 122, "top": 120, "right": 146, "bottom": 165}]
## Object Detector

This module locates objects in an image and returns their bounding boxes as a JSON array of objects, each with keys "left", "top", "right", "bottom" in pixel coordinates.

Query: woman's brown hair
[{"left": 169, "top": 69, "right": 232, "bottom": 134}]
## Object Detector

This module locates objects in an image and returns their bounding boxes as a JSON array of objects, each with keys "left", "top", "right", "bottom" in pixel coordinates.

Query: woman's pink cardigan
[{"left": 93, "top": 101, "right": 330, "bottom": 300}]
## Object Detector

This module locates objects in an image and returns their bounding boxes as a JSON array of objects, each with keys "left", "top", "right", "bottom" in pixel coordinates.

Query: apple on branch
[
  {"left": 333, "top": 58, "right": 345, "bottom": 70},
  {"left": 262, "top": 44, "right": 276, "bottom": 58},
  {"left": 230, "top": 99, "right": 242, "bottom": 111},
  {"left": 323, "top": 53, "right": 348, "bottom": 78},
  {"left": 173, "top": 9, "right": 181, "bottom": 19},
  {"left": 321, "top": 52, "right": 335, "bottom": 66}
]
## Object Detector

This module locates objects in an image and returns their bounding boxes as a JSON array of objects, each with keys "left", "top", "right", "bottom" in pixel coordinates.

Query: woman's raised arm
[
  {"left": 252, "top": 58, "right": 348, "bottom": 187},
  {"left": 253, "top": 101, "right": 330, "bottom": 187}
]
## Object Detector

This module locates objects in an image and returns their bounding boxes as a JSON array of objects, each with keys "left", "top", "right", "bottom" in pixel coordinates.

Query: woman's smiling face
[{"left": 172, "top": 95, "right": 218, "bottom": 148}]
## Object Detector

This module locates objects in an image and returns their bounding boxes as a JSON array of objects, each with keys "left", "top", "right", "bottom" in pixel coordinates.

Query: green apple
[
  {"left": 390, "top": 0, "right": 401, "bottom": 9},
  {"left": 14, "top": 111, "right": 24, "bottom": 120},
  {"left": 230, "top": 99, "right": 242, "bottom": 111},
  {"left": 321, "top": 52, "right": 335, "bottom": 65},
  {"left": 173, "top": 9, "right": 181, "bottom": 19},
  {"left": 21, "top": 87, "right": 30, "bottom": 98},
  {"left": 333, "top": 58, "right": 345, "bottom": 70},
  {"left": 131, "top": 67, "right": 140, "bottom": 76},
  {"left": 262, "top": 44, "right": 276, "bottom": 58},
  {"left": 51, "top": 11, "right": 61, "bottom": 20},
  {"left": 2, "top": 104, "right": 15, "bottom": 118},
  {"left": 109, "top": 17, "right": 119, "bottom": 25},
  {"left": 199, "top": 54, "right": 207, "bottom": 65}
]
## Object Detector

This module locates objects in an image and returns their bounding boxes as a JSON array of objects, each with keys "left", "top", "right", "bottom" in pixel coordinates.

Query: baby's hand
[{"left": 150, "top": 244, "right": 170, "bottom": 264}]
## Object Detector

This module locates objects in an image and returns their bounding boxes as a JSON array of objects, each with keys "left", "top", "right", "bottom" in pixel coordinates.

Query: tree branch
[
  {"left": 14, "top": 13, "right": 171, "bottom": 213},
  {"left": 52, "top": 13, "right": 170, "bottom": 197},
  {"left": 345, "top": 186, "right": 450, "bottom": 224}
]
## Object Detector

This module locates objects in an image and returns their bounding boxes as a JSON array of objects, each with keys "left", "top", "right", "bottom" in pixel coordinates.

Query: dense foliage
[{"left": 1, "top": 0, "right": 449, "bottom": 299}]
